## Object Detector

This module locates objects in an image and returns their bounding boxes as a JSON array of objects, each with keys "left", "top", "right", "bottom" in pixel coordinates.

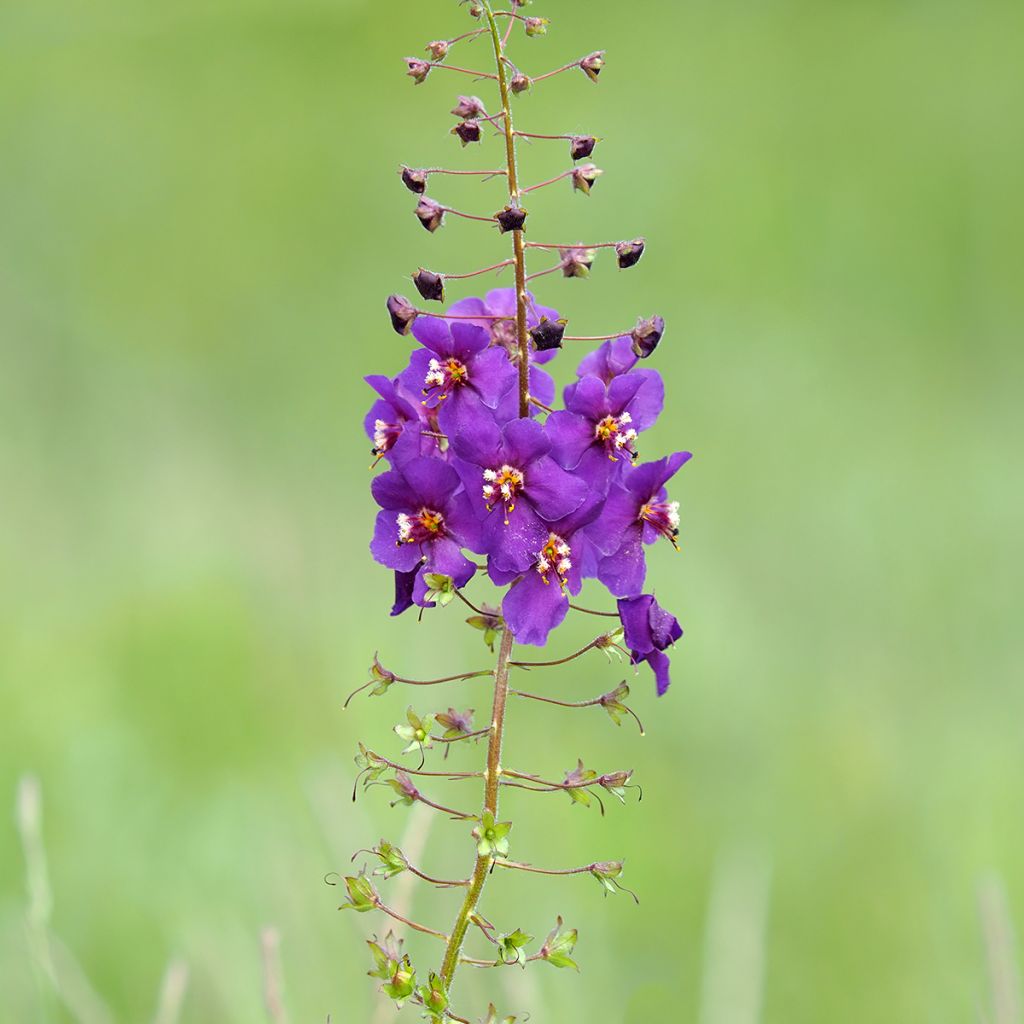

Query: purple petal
[
  {"left": 587, "top": 485, "right": 641, "bottom": 555},
  {"left": 391, "top": 568, "right": 419, "bottom": 616},
  {"left": 625, "top": 451, "right": 693, "bottom": 503},
  {"left": 471, "top": 347, "right": 518, "bottom": 408},
  {"left": 524, "top": 455, "right": 589, "bottom": 522},
  {"left": 576, "top": 336, "right": 637, "bottom": 383},
  {"left": 618, "top": 594, "right": 656, "bottom": 652},
  {"left": 617, "top": 369, "right": 664, "bottom": 433},
  {"left": 451, "top": 414, "right": 502, "bottom": 467},
  {"left": 546, "top": 410, "right": 595, "bottom": 471},
  {"left": 484, "top": 501, "right": 549, "bottom": 574},
  {"left": 597, "top": 528, "right": 647, "bottom": 596},
  {"left": 370, "top": 510, "right": 423, "bottom": 571},
  {"left": 426, "top": 536, "right": 476, "bottom": 587},
  {"left": 502, "top": 571, "right": 569, "bottom": 647},
  {"left": 410, "top": 314, "right": 454, "bottom": 356},
  {"left": 503, "top": 418, "right": 551, "bottom": 467},
  {"left": 449, "top": 321, "right": 491, "bottom": 357},
  {"left": 400, "top": 458, "right": 461, "bottom": 510},
  {"left": 564, "top": 374, "right": 610, "bottom": 422},
  {"left": 644, "top": 649, "right": 673, "bottom": 696},
  {"left": 528, "top": 366, "right": 556, "bottom": 407}
]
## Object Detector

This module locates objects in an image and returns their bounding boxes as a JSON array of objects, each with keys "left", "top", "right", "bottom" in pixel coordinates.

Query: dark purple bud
[
  {"left": 630, "top": 315, "right": 665, "bottom": 358},
  {"left": 404, "top": 57, "right": 431, "bottom": 85},
  {"left": 425, "top": 39, "right": 449, "bottom": 60},
  {"left": 400, "top": 166, "right": 428, "bottom": 194},
  {"left": 615, "top": 238, "right": 646, "bottom": 269},
  {"left": 559, "top": 247, "right": 595, "bottom": 279},
  {"left": 569, "top": 135, "right": 597, "bottom": 161},
  {"left": 413, "top": 268, "right": 445, "bottom": 303},
  {"left": 387, "top": 295, "right": 419, "bottom": 336},
  {"left": 451, "top": 94, "right": 488, "bottom": 119},
  {"left": 571, "top": 163, "right": 603, "bottom": 195},
  {"left": 529, "top": 317, "right": 567, "bottom": 352},
  {"left": 495, "top": 205, "right": 528, "bottom": 234},
  {"left": 510, "top": 72, "right": 532, "bottom": 95},
  {"left": 451, "top": 119, "right": 482, "bottom": 146},
  {"left": 415, "top": 196, "right": 445, "bottom": 233},
  {"left": 524, "top": 17, "right": 549, "bottom": 37},
  {"left": 580, "top": 51, "right": 605, "bottom": 82}
]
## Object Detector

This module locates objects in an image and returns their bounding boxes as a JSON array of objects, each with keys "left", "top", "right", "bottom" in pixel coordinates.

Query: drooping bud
[
  {"left": 615, "top": 238, "right": 646, "bottom": 269},
  {"left": 404, "top": 57, "right": 431, "bottom": 85},
  {"left": 510, "top": 72, "right": 532, "bottom": 94},
  {"left": 572, "top": 163, "right": 603, "bottom": 195},
  {"left": 630, "top": 315, "right": 665, "bottom": 358},
  {"left": 386, "top": 294, "right": 418, "bottom": 335},
  {"left": 529, "top": 317, "right": 567, "bottom": 351},
  {"left": 415, "top": 196, "right": 445, "bottom": 232},
  {"left": 451, "top": 94, "right": 487, "bottom": 119},
  {"left": 599, "top": 769, "right": 634, "bottom": 804},
  {"left": 451, "top": 119, "right": 482, "bottom": 146},
  {"left": 524, "top": 16, "right": 549, "bottom": 37},
  {"left": 413, "top": 268, "right": 445, "bottom": 303},
  {"left": 569, "top": 135, "right": 597, "bottom": 161},
  {"left": 425, "top": 39, "right": 449, "bottom": 60},
  {"left": 400, "top": 166, "right": 428, "bottom": 194},
  {"left": 560, "top": 247, "right": 595, "bottom": 279},
  {"left": 494, "top": 205, "right": 528, "bottom": 233},
  {"left": 580, "top": 51, "right": 605, "bottom": 82}
]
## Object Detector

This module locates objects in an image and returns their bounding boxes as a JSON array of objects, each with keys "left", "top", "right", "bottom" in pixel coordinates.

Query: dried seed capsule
[
  {"left": 400, "top": 166, "right": 428, "bottom": 194},
  {"left": 569, "top": 135, "right": 597, "bottom": 161},
  {"left": 387, "top": 295, "right": 418, "bottom": 336},
  {"left": 572, "top": 163, "right": 603, "bottom": 195},
  {"left": 404, "top": 57, "right": 431, "bottom": 85},
  {"left": 530, "top": 317, "right": 567, "bottom": 351},
  {"left": 631, "top": 315, "right": 665, "bottom": 358},
  {"left": 415, "top": 196, "right": 445, "bottom": 232},
  {"left": 413, "top": 269, "right": 445, "bottom": 303},
  {"left": 451, "top": 120, "right": 482, "bottom": 146},
  {"left": 495, "top": 205, "right": 528, "bottom": 233},
  {"left": 560, "top": 247, "right": 595, "bottom": 278},
  {"left": 616, "top": 238, "right": 646, "bottom": 269},
  {"left": 451, "top": 95, "right": 487, "bottom": 119},
  {"left": 580, "top": 51, "right": 605, "bottom": 82},
  {"left": 510, "top": 72, "right": 532, "bottom": 95},
  {"left": 425, "top": 40, "right": 449, "bottom": 60},
  {"left": 524, "top": 17, "right": 549, "bottom": 37}
]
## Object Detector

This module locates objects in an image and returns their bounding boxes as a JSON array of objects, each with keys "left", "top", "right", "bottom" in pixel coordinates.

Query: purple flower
[
  {"left": 370, "top": 457, "right": 483, "bottom": 604},
  {"left": 618, "top": 594, "right": 682, "bottom": 695},
  {"left": 391, "top": 567, "right": 419, "bottom": 616},
  {"left": 452, "top": 416, "right": 589, "bottom": 575},
  {"left": 364, "top": 374, "right": 435, "bottom": 467},
  {"left": 546, "top": 369, "right": 665, "bottom": 488},
  {"left": 494, "top": 494, "right": 604, "bottom": 646},
  {"left": 574, "top": 336, "right": 638, "bottom": 385},
  {"left": 589, "top": 451, "right": 692, "bottom": 596},
  {"left": 398, "top": 315, "right": 517, "bottom": 438}
]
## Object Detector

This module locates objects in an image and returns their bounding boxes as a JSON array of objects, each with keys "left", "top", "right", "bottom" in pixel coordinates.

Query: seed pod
[
  {"left": 400, "top": 166, "right": 428, "bottom": 194},
  {"left": 572, "top": 163, "right": 603, "bottom": 195},
  {"left": 451, "top": 95, "right": 487, "bottom": 119},
  {"left": 569, "top": 135, "right": 597, "bottom": 161},
  {"left": 425, "top": 40, "right": 449, "bottom": 61},
  {"left": 415, "top": 196, "right": 445, "bottom": 233},
  {"left": 530, "top": 317, "right": 567, "bottom": 351},
  {"left": 387, "top": 295, "right": 418, "bottom": 336},
  {"left": 524, "top": 17, "right": 549, "bottom": 37},
  {"left": 560, "top": 247, "right": 595, "bottom": 279},
  {"left": 495, "top": 205, "right": 528, "bottom": 233},
  {"left": 631, "top": 315, "right": 665, "bottom": 358},
  {"left": 580, "top": 51, "right": 605, "bottom": 82},
  {"left": 615, "top": 238, "right": 646, "bottom": 269},
  {"left": 404, "top": 57, "right": 431, "bottom": 85},
  {"left": 510, "top": 72, "right": 532, "bottom": 94},
  {"left": 451, "top": 119, "right": 482, "bottom": 146},
  {"left": 413, "top": 269, "right": 445, "bottom": 303}
]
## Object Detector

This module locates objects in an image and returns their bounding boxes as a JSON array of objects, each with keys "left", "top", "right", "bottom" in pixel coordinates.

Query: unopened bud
[
  {"left": 413, "top": 269, "right": 445, "bottom": 302},
  {"left": 529, "top": 317, "right": 567, "bottom": 352},
  {"left": 572, "top": 163, "right": 603, "bottom": 195},
  {"left": 404, "top": 57, "right": 431, "bottom": 85},
  {"left": 615, "top": 238, "right": 646, "bottom": 269},
  {"left": 495, "top": 205, "right": 528, "bottom": 233},
  {"left": 560, "top": 247, "right": 595, "bottom": 279},
  {"left": 510, "top": 72, "right": 532, "bottom": 94},
  {"left": 425, "top": 39, "right": 449, "bottom": 60},
  {"left": 386, "top": 295, "right": 418, "bottom": 336},
  {"left": 415, "top": 196, "right": 445, "bottom": 232},
  {"left": 400, "top": 166, "right": 428, "bottom": 194},
  {"left": 451, "top": 119, "right": 482, "bottom": 146},
  {"left": 467, "top": 3, "right": 483, "bottom": 17},
  {"left": 451, "top": 94, "right": 487, "bottom": 119},
  {"left": 580, "top": 51, "right": 605, "bottom": 82},
  {"left": 630, "top": 315, "right": 665, "bottom": 358},
  {"left": 524, "top": 16, "right": 549, "bottom": 37},
  {"left": 569, "top": 135, "right": 597, "bottom": 161}
]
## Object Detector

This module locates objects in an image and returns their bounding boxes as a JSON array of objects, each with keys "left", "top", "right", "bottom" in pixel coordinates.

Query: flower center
[
  {"left": 594, "top": 412, "right": 639, "bottom": 461},
  {"left": 423, "top": 357, "right": 469, "bottom": 401},
  {"left": 535, "top": 532, "right": 572, "bottom": 588},
  {"left": 396, "top": 507, "right": 446, "bottom": 545},
  {"left": 490, "top": 319, "right": 522, "bottom": 362},
  {"left": 639, "top": 500, "right": 681, "bottom": 549},
  {"left": 482, "top": 464, "right": 525, "bottom": 524}
]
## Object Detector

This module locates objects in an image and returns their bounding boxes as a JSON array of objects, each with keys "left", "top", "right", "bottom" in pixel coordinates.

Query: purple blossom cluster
[{"left": 366, "top": 289, "right": 689, "bottom": 694}]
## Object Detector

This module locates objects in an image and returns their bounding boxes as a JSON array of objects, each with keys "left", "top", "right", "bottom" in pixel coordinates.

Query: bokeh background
[{"left": 2, "top": 1, "right": 1022, "bottom": 1021}]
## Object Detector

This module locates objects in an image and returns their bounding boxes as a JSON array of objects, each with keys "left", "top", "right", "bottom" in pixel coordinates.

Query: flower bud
[
  {"left": 425, "top": 39, "right": 449, "bottom": 60},
  {"left": 386, "top": 294, "right": 418, "bottom": 336},
  {"left": 451, "top": 94, "right": 487, "bottom": 119},
  {"left": 414, "top": 196, "right": 445, "bottom": 232},
  {"left": 529, "top": 317, "right": 566, "bottom": 351},
  {"left": 495, "top": 205, "right": 528, "bottom": 233},
  {"left": 580, "top": 51, "right": 605, "bottom": 82},
  {"left": 510, "top": 72, "right": 532, "bottom": 94},
  {"left": 569, "top": 135, "right": 597, "bottom": 161},
  {"left": 339, "top": 874, "right": 379, "bottom": 913},
  {"left": 451, "top": 119, "right": 482, "bottom": 146},
  {"left": 615, "top": 238, "right": 646, "bottom": 269},
  {"left": 404, "top": 57, "right": 431, "bottom": 85},
  {"left": 400, "top": 166, "right": 428, "bottom": 194},
  {"left": 572, "top": 163, "right": 603, "bottom": 195},
  {"left": 524, "top": 16, "right": 549, "bottom": 37},
  {"left": 416, "top": 973, "right": 449, "bottom": 1017},
  {"left": 559, "top": 247, "right": 595, "bottom": 279},
  {"left": 413, "top": 268, "right": 445, "bottom": 302},
  {"left": 630, "top": 315, "right": 665, "bottom": 358},
  {"left": 381, "top": 956, "right": 416, "bottom": 1008},
  {"left": 467, "top": 3, "right": 483, "bottom": 17}
]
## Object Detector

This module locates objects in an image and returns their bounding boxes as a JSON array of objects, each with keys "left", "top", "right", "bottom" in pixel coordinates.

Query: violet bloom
[
  {"left": 398, "top": 315, "right": 516, "bottom": 437},
  {"left": 370, "top": 457, "right": 483, "bottom": 606},
  {"left": 574, "top": 335, "right": 638, "bottom": 385},
  {"left": 547, "top": 370, "right": 665, "bottom": 488},
  {"left": 452, "top": 416, "right": 589, "bottom": 575},
  {"left": 589, "top": 451, "right": 692, "bottom": 596},
  {"left": 618, "top": 594, "right": 682, "bottom": 696},
  {"left": 491, "top": 494, "right": 604, "bottom": 647},
  {"left": 364, "top": 374, "right": 434, "bottom": 468}
]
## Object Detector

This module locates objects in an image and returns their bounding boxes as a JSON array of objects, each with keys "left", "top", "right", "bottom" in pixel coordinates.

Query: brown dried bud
[
  {"left": 615, "top": 238, "right": 646, "bottom": 269},
  {"left": 580, "top": 51, "right": 605, "bottom": 82},
  {"left": 415, "top": 196, "right": 445, "bottom": 233},
  {"left": 451, "top": 119, "right": 482, "bottom": 146},
  {"left": 569, "top": 135, "right": 597, "bottom": 161},
  {"left": 387, "top": 295, "right": 418, "bottom": 336},
  {"left": 451, "top": 94, "right": 487, "bottom": 119},
  {"left": 530, "top": 317, "right": 567, "bottom": 352},
  {"left": 524, "top": 17, "right": 549, "bottom": 37},
  {"left": 467, "top": 3, "right": 483, "bottom": 17},
  {"left": 425, "top": 40, "right": 449, "bottom": 60},
  {"left": 413, "top": 269, "right": 445, "bottom": 303},
  {"left": 630, "top": 315, "right": 665, "bottom": 358},
  {"left": 400, "top": 166, "right": 428, "bottom": 194},
  {"left": 572, "top": 163, "right": 603, "bottom": 195},
  {"left": 559, "top": 247, "right": 595, "bottom": 279},
  {"left": 510, "top": 72, "right": 532, "bottom": 95},
  {"left": 404, "top": 57, "right": 431, "bottom": 85},
  {"left": 494, "top": 205, "right": 528, "bottom": 234}
]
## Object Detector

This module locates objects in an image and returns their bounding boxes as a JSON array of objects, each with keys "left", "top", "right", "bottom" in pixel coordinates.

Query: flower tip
[{"left": 451, "top": 95, "right": 488, "bottom": 119}]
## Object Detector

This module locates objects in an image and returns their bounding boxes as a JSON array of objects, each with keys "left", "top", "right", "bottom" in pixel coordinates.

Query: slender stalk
[
  {"left": 375, "top": 901, "right": 449, "bottom": 941},
  {"left": 444, "top": 259, "right": 515, "bottom": 281},
  {"left": 520, "top": 169, "right": 574, "bottom": 194},
  {"left": 426, "top": 62, "right": 498, "bottom": 80}
]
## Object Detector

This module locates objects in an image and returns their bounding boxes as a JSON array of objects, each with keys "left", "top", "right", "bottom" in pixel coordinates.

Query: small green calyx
[
  {"left": 381, "top": 954, "right": 417, "bottom": 1007},
  {"left": 540, "top": 915, "right": 579, "bottom": 970},
  {"left": 339, "top": 874, "right": 379, "bottom": 913},
  {"left": 465, "top": 604, "right": 504, "bottom": 652},
  {"left": 423, "top": 573, "right": 458, "bottom": 607},
  {"left": 480, "top": 1005, "right": 518, "bottom": 1024},
  {"left": 368, "top": 839, "right": 408, "bottom": 879},
  {"left": 416, "top": 971, "right": 450, "bottom": 1019},
  {"left": 473, "top": 810, "right": 512, "bottom": 858},
  {"left": 366, "top": 930, "right": 404, "bottom": 980},
  {"left": 563, "top": 759, "right": 599, "bottom": 808},
  {"left": 395, "top": 707, "right": 437, "bottom": 756},
  {"left": 495, "top": 928, "right": 533, "bottom": 967}
]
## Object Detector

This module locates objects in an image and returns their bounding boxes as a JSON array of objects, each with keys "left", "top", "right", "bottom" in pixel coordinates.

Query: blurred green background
[{"left": 2, "top": 1, "right": 1022, "bottom": 1021}]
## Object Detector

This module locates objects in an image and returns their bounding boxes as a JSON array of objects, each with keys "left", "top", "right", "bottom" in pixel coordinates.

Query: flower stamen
[
  {"left": 482, "top": 465, "right": 525, "bottom": 525},
  {"left": 594, "top": 413, "right": 639, "bottom": 462},
  {"left": 396, "top": 508, "right": 446, "bottom": 546},
  {"left": 639, "top": 500, "right": 681, "bottom": 550},
  {"left": 535, "top": 533, "right": 572, "bottom": 589},
  {"left": 423, "top": 358, "right": 470, "bottom": 403}
]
